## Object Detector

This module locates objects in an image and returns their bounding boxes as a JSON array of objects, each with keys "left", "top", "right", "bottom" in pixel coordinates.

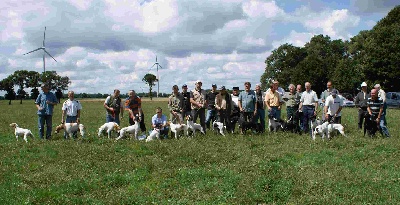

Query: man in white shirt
[
  {"left": 374, "top": 84, "right": 387, "bottom": 125},
  {"left": 230, "top": 86, "right": 240, "bottom": 133},
  {"left": 324, "top": 89, "right": 343, "bottom": 124},
  {"left": 298, "top": 82, "right": 319, "bottom": 134},
  {"left": 61, "top": 91, "right": 82, "bottom": 139}
]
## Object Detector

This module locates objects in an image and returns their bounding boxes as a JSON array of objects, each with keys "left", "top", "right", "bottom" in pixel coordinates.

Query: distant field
[{"left": 1, "top": 99, "right": 399, "bottom": 204}]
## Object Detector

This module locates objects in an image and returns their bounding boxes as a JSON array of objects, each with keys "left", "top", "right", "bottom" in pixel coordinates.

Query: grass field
[{"left": 0, "top": 99, "right": 399, "bottom": 204}]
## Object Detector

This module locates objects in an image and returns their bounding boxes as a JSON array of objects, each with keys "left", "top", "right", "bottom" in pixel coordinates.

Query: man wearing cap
[
  {"left": 354, "top": 82, "right": 370, "bottom": 129},
  {"left": 298, "top": 82, "right": 319, "bottom": 135},
  {"left": 367, "top": 89, "right": 390, "bottom": 138},
  {"left": 168, "top": 85, "right": 184, "bottom": 124},
  {"left": 324, "top": 89, "right": 343, "bottom": 124},
  {"left": 61, "top": 90, "right": 82, "bottom": 139},
  {"left": 374, "top": 84, "right": 387, "bottom": 125},
  {"left": 230, "top": 86, "right": 241, "bottom": 133},
  {"left": 215, "top": 86, "right": 232, "bottom": 131},
  {"left": 205, "top": 84, "right": 219, "bottom": 129},
  {"left": 238, "top": 82, "right": 257, "bottom": 134},
  {"left": 190, "top": 80, "right": 207, "bottom": 133},
  {"left": 35, "top": 83, "right": 58, "bottom": 139},
  {"left": 181, "top": 84, "right": 191, "bottom": 119}
]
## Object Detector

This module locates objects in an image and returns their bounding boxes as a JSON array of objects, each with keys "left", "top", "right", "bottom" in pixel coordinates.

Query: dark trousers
[
  {"left": 287, "top": 106, "right": 301, "bottom": 132},
  {"left": 358, "top": 108, "right": 368, "bottom": 129},
  {"left": 192, "top": 108, "right": 206, "bottom": 133},
  {"left": 327, "top": 114, "right": 341, "bottom": 124},
  {"left": 217, "top": 110, "right": 231, "bottom": 131},
  {"left": 230, "top": 110, "right": 240, "bottom": 132},
  {"left": 239, "top": 112, "right": 255, "bottom": 128},
  {"left": 302, "top": 106, "right": 315, "bottom": 135}
]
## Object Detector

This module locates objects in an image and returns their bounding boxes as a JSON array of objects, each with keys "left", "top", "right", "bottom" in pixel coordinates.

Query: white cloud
[
  {"left": 272, "top": 30, "right": 314, "bottom": 48},
  {"left": 242, "top": 0, "right": 285, "bottom": 18}
]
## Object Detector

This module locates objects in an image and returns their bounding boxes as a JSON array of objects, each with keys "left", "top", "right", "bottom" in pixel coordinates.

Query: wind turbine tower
[
  {"left": 23, "top": 27, "right": 57, "bottom": 73},
  {"left": 150, "top": 56, "right": 162, "bottom": 98}
]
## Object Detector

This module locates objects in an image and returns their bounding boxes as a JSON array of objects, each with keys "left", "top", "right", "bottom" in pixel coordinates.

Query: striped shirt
[
  {"left": 125, "top": 96, "right": 141, "bottom": 115},
  {"left": 367, "top": 97, "right": 383, "bottom": 115}
]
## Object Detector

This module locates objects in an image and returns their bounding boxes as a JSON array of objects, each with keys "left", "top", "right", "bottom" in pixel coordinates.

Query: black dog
[
  {"left": 267, "top": 115, "right": 284, "bottom": 132},
  {"left": 241, "top": 121, "right": 263, "bottom": 134},
  {"left": 363, "top": 113, "right": 379, "bottom": 137}
]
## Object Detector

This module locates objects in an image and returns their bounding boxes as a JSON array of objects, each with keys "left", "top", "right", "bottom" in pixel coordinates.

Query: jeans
[
  {"left": 302, "top": 106, "right": 315, "bottom": 135},
  {"left": 38, "top": 115, "right": 53, "bottom": 139},
  {"left": 192, "top": 108, "right": 206, "bottom": 133},
  {"left": 268, "top": 106, "right": 281, "bottom": 120},
  {"left": 64, "top": 115, "right": 78, "bottom": 139},
  {"left": 254, "top": 108, "right": 265, "bottom": 132},
  {"left": 106, "top": 113, "right": 120, "bottom": 125},
  {"left": 205, "top": 109, "right": 217, "bottom": 129},
  {"left": 379, "top": 115, "right": 390, "bottom": 138}
]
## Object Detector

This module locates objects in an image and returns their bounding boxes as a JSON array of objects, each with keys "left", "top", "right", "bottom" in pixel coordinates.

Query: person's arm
[
  {"left": 215, "top": 95, "right": 221, "bottom": 110},
  {"left": 377, "top": 103, "right": 384, "bottom": 122},
  {"left": 313, "top": 93, "right": 319, "bottom": 110},
  {"left": 120, "top": 101, "right": 124, "bottom": 118},
  {"left": 354, "top": 93, "right": 360, "bottom": 108},
  {"left": 104, "top": 96, "right": 112, "bottom": 110},
  {"left": 61, "top": 109, "right": 67, "bottom": 123},
  {"left": 238, "top": 93, "right": 243, "bottom": 111},
  {"left": 76, "top": 109, "right": 81, "bottom": 123},
  {"left": 265, "top": 94, "right": 271, "bottom": 110}
]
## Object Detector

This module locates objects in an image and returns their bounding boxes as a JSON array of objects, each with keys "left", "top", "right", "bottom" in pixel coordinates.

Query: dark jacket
[
  {"left": 354, "top": 91, "right": 370, "bottom": 108},
  {"left": 181, "top": 91, "right": 191, "bottom": 111}
]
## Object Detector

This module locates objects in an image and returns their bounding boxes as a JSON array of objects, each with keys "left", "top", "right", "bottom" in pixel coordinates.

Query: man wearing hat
[
  {"left": 324, "top": 89, "right": 343, "bottom": 124},
  {"left": 181, "top": 84, "right": 191, "bottom": 119},
  {"left": 205, "top": 84, "right": 219, "bottom": 129},
  {"left": 215, "top": 86, "right": 232, "bottom": 131},
  {"left": 230, "top": 86, "right": 240, "bottom": 133},
  {"left": 354, "top": 82, "right": 370, "bottom": 129},
  {"left": 190, "top": 80, "right": 207, "bottom": 133},
  {"left": 35, "top": 83, "right": 58, "bottom": 139}
]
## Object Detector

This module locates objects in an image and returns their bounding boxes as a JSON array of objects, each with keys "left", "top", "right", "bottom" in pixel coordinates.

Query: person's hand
[
  {"left": 278, "top": 106, "right": 281, "bottom": 110},
  {"left": 313, "top": 111, "right": 317, "bottom": 116},
  {"left": 109, "top": 107, "right": 114, "bottom": 111},
  {"left": 325, "top": 114, "right": 329, "bottom": 119},
  {"left": 61, "top": 120, "right": 64, "bottom": 124},
  {"left": 76, "top": 118, "right": 80, "bottom": 124},
  {"left": 38, "top": 106, "right": 43, "bottom": 111}
]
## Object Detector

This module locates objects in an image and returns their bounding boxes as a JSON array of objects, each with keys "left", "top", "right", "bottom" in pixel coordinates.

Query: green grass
[{"left": 0, "top": 99, "right": 399, "bottom": 204}]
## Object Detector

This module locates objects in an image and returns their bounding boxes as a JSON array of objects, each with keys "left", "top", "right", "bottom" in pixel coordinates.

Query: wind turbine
[
  {"left": 23, "top": 27, "right": 57, "bottom": 73},
  {"left": 150, "top": 56, "right": 162, "bottom": 98}
]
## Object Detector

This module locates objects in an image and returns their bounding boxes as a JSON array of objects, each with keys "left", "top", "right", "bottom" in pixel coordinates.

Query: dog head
[
  {"left": 54, "top": 124, "right": 65, "bottom": 134},
  {"left": 9, "top": 123, "right": 18, "bottom": 129},
  {"left": 185, "top": 115, "right": 193, "bottom": 122},
  {"left": 78, "top": 124, "right": 85, "bottom": 137},
  {"left": 113, "top": 123, "right": 121, "bottom": 132}
]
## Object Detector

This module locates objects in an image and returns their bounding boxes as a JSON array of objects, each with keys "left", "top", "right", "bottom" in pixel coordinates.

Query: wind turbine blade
[
  {"left": 156, "top": 56, "right": 157, "bottom": 62},
  {"left": 158, "top": 64, "right": 163, "bottom": 69},
  {"left": 150, "top": 63, "right": 156, "bottom": 68},
  {"left": 43, "top": 27, "right": 46, "bottom": 47},
  {"left": 44, "top": 49, "right": 57, "bottom": 62},
  {"left": 43, "top": 53, "right": 45, "bottom": 72},
  {"left": 23, "top": 47, "right": 43, "bottom": 55}
]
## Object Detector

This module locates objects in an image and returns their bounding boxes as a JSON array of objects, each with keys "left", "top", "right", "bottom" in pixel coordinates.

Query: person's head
[
  {"left": 361, "top": 82, "right": 367, "bottom": 91},
  {"left": 255, "top": 84, "right": 261, "bottom": 92},
  {"left": 219, "top": 86, "right": 227, "bottom": 94},
  {"left": 289, "top": 84, "right": 295, "bottom": 93},
  {"left": 374, "top": 84, "right": 381, "bottom": 91},
  {"left": 172, "top": 85, "right": 179, "bottom": 94},
  {"left": 41, "top": 83, "right": 50, "bottom": 93},
  {"left": 371, "top": 89, "right": 378, "bottom": 99},
  {"left": 128, "top": 90, "right": 136, "bottom": 98},
  {"left": 244, "top": 82, "right": 251, "bottom": 91},
  {"left": 327, "top": 81, "right": 332, "bottom": 90},
  {"left": 195, "top": 80, "right": 202, "bottom": 89},
  {"left": 68, "top": 91, "right": 75, "bottom": 100},
  {"left": 211, "top": 84, "right": 217, "bottom": 91},
  {"left": 156, "top": 107, "right": 163, "bottom": 117},
  {"left": 269, "top": 83, "right": 276, "bottom": 92},
  {"left": 273, "top": 80, "right": 279, "bottom": 88},
  {"left": 182, "top": 84, "right": 188, "bottom": 92},
  {"left": 296, "top": 84, "right": 302, "bottom": 92},
  {"left": 305, "top": 82, "right": 311, "bottom": 91},
  {"left": 232, "top": 87, "right": 239, "bottom": 95},
  {"left": 113, "top": 89, "right": 120, "bottom": 97},
  {"left": 330, "top": 89, "right": 338, "bottom": 98}
]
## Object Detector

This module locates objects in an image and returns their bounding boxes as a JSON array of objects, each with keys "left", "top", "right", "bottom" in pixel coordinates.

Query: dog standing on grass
[
  {"left": 116, "top": 116, "right": 141, "bottom": 141},
  {"left": 55, "top": 123, "right": 85, "bottom": 139},
  {"left": 98, "top": 122, "right": 121, "bottom": 138},
  {"left": 186, "top": 115, "right": 205, "bottom": 136},
  {"left": 312, "top": 121, "right": 346, "bottom": 140},
  {"left": 212, "top": 120, "right": 226, "bottom": 136},
  {"left": 9, "top": 123, "right": 34, "bottom": 143}
]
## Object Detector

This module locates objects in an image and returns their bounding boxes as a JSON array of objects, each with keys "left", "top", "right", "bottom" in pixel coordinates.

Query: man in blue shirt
[
  {"left": 35, "top": 83, "right": 58, "bottom": 139},
  {"left": 238, "top": 82, "right": 257, "bottom": 134},
  {"left": 151, "top": 107, "right": 169, "bottom": 139}
]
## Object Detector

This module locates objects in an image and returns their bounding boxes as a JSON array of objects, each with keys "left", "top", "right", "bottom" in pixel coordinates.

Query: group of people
[{"left": 33, "top": 79, "right": 391, "bottom": 140}]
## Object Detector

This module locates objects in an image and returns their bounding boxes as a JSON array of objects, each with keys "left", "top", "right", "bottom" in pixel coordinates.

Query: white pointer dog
[
  {"left": 312, "top": 121, "right": 346, "bottom": 140},
  {"left": 168, "top": 121, "right": 188, "bottom": 139},
  {"left": 146, "top": 129, "right": 160, "bottom": 142},
  {"left": 186, "top": 115, "right": 205, "bottom": 136},
  {"left": 55, "top": 123, "right": 86, "bottom": 139},
  {"left": 212, "top": 120, "right": 226, "bottom": 136},
  {"left": 9, "top": 123, "right": 34, "bottom": 143},
  {"left": 116, "top": 116, "right": 141, "bottom": 141},
  {"left": 98, "top": 122, "right": 121, "bottom": 138}
]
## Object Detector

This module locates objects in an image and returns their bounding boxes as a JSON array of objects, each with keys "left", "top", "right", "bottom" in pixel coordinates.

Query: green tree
[
  {"left": 11, "top": 70, "right": 30, "bottom": 104},
  {"left": 0, "top": 76, "right": 16, "bottom": 105},
  {"left": 142, "top": 73, "right": 158, "bottom": 100}
]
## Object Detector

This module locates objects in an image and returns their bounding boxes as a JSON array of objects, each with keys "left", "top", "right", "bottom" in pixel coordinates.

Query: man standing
[
  {"left": 320, "top": 81, "right": 333, "bottom": 120},
  {"left": 215, "top": 86, "right": 232, "bottom": 131},
  {"left": 295, "top": 84, "right": 303, "bottom": 130},
  {"left": 168, "top": 85, "right": 184, "bottom": 124},
  {"left": 35, "top": 83, "right": 58, "bottom": 140},
  {"left": 125, "top": 90, "right": 142, "bottom": 126},
  {"left": 104, "top": 89, "right": 124, "bottom": 125},
  {"left": 254, "top": 84, "right": 266, "bottom": 132},
  {"left": 367, "top": 89, "right": 390, "bottom": 138},
  {"left": 265, "top": 83, "right": 282, "bottom": 120},
  {"left": 374, "top": 84, "right": 387, "bottom": 125},
  {"left": 238, "top": 82, "right": 257, "bottom": 134},
  {"left": 354, "top": 82, "right": 370, "bottom": 129},
  {"left": 61, "top": 91, "right": 82, "bottom": 139},
  {"left": 205, "top": 84, "right": 219, "bottom": 129},
  {"left": 324, "top": 89, "right": 343, "bottom": 124},
  {"left": 181, "top": 84, "right": 192, "bottom": 119},
  {"left": 190, "top": 80, "right": 207, "bottom": 133},
  {"left": 230, "top": 86, "right": 240, "bottom": 133},
  {"left": 298, "top": 82, "right": 319, "bottom": 135}
]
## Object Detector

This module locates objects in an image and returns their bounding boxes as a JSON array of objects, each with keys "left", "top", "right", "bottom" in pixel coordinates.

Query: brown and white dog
[
  {"left": 98, "top": 122, "right": 121, "bottom": 138},
  {"left": 116, "top": 117, "right": 141, "bottom": 141},
  {"left": 185, "top": 115, "right": 205, "bottom": 136},
  {"left": 55, "top": 123, "right": 86, "bottom": 139},
  {"left": 168, "top": 121, "right": 188, "bottom": 139},
  {"left": 9, "top": 123, "right": 34, "bottom": 143}
]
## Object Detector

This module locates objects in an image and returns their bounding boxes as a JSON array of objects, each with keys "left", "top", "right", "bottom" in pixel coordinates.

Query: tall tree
[
  {"left": 142, "top": 73, "right": 158, "bottom": 100},
  {"left": 0, "top": 76, "right": 16, "bottom": 105},
  {"left": 11, "top": 70, "right": 30, "bottom": 104}
]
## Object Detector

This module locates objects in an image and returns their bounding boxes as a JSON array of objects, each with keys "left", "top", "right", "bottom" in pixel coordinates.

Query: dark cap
[
  {"left": 233, "top": 87, "right": 239, "bottom": 90},
  {"left": 330, "top": 89, "right": 338, "bottom": 95},
  {"left": 219, "top": 86, "right": 226, "bottom": 90},
  {"left": 182, "top": 84, "right": 187, "bottom": 88},
  {"left": 212, "top": 84, "right": 217, "bottom": 87}
]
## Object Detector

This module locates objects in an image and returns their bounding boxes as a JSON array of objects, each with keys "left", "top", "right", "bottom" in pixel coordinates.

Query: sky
[{"left": 0, "top": 0, "right": 397, "bottom": 96}]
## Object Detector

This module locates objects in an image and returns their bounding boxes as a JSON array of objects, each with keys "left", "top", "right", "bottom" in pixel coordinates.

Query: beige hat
[
  {"left": 374, "top": 84, "right": 381, "bottom": 88},
  {"left": 361, "top": 82, "right": 367, "bottom": 87}
]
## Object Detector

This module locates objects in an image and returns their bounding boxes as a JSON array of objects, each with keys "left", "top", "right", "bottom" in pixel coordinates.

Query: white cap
[
  {"left": 361, "top": 82, "right": 367, "bottom": 87},
  {"left": 195, "top": 80, "right": 202, "bottom": 84}
]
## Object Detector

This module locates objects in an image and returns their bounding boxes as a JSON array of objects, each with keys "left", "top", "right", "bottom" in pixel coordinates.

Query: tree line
[{"left": 260, "top": 6, "right": 400, "bottom": 96}]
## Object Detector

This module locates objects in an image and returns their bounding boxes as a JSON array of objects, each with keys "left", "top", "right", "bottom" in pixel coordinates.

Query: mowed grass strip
[{"left": 0, "top": 99, "right": 399, "bottom": 204}]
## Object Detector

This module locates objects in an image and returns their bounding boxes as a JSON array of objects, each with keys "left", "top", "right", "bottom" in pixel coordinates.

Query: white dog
[
  {"left": 310, "top": 117, "right": 322, "bottom": 136},
  {"left": 186, "top": 115, "right": 205, "bottom": 136},
  {"left": 212, "top": 120, "right": 226, "bottom": 136},
  {"left": 146, "top": 129, "right": 160, "bottom": 142},
  {"left": 9, "top": 123, "right": 34, "bottom": 143},
  {"left": 98, "top": 122, "right": 121, "bottom": 138},
  {"left": 116, "top": 122, "right": 141, "bottom": 141},
  {"left": 55, "top": 123, "right": 85, "bottom": 139},
  {"left": 312, "top": 121, "right": 346, "bottom": 140},
  {"left": 168, "top": 121, "right": 188, "bottom": 139}
]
